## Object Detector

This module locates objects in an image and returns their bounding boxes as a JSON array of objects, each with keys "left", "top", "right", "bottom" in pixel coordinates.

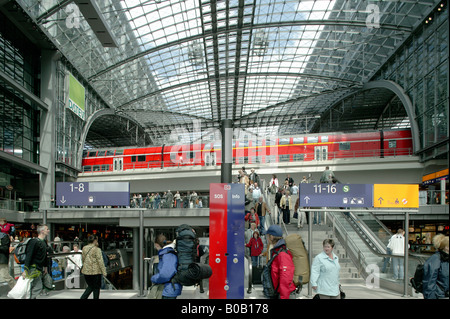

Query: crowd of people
[
  {"left": 130, "top": 190, "right": 204, "bottom": 209},
  {"left": 0, "top": 217, "right": 115, "bottom": 299},
  {"left": 1, "top": 164, "right": 449, "bottom": 299}
]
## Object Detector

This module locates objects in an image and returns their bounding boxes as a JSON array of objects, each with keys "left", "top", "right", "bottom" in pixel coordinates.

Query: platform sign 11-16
[{"left": 299, "top": 184, "right": 373, "bottom": 208}]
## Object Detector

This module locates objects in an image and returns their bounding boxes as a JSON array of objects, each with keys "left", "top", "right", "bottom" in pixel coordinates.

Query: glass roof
[{"left": 17, "top": 0, "right": 438, "bottom": 143}]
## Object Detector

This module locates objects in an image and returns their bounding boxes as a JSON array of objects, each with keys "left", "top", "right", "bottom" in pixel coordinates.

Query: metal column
[
  {"left": 139, "top": 209, "right": 144, "bottom": 296},
  {"left": 403, "top": 211, "right": 409, "bottom": 297},
  {"left": 220, "top": 119, "right": 233, "bottom": 183},
  {"left": 132, "top": 227, "right": 139, "bottom": 291},
  {"left": 307, "top": 209, "right": 313, "bottom": 297}
]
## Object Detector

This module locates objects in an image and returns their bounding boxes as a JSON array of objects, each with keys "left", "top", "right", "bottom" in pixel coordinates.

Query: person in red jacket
[
  {"left": 246, "top": 230, "right": 264, "bottom": 267},
  {"left": 265, "top": 225, "right": 295, "bottom": 299},
  {"left": 244, "top": 208, "right": 260, "bottom": 229}
]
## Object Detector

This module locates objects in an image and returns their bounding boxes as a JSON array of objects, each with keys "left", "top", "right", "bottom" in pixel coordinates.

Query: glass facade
[
  {"left": 373, "top": 5, "right": 449, "bottom": 160},
  {"left": 14, "top": 0, "right": 442, "bottom": 143},
  {"left": 54, "top": 61, "right": 111, "bottom": 172},
  {"left": 0, "top": 11, "right": 41, "bottom": 164}
]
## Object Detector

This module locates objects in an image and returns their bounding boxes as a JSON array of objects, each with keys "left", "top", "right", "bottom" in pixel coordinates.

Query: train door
[
  {"left": 113, "top": 158, "right": 123, "bottom": 171},
  {"left": 204, "top": 152, "right": 217, "bottom": 166},
  {"left": 314, "top": 146, "right": 328, "bottom": 161}
]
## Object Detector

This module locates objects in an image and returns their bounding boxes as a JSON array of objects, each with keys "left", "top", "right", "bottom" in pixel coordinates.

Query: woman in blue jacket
[
  {"left": 310, "top": 239, "right": 341, "bottom": 299},
  {"left": 423, "top": 234, "right": 449, "bottom": 299},
  {"left": 151, "top": 235, "right": 182, "bottom": 299}
]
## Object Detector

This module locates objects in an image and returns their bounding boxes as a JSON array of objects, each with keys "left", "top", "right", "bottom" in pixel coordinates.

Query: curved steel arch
[
  {"left": 363, "top": 80, "right": 420, "bottom": 153},
  {"left": 76, "top": 108, "right": 149, "bottom": 169},
  {"left": 315, "top": 80, "right": 420, "bottom": 153}
]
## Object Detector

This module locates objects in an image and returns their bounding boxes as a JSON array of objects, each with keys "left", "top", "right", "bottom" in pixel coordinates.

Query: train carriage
[{"left": 81, "top": 129, "right": 413, "bottom": 173}]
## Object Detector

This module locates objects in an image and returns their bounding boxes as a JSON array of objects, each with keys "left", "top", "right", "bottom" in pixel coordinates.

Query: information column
[{"left": 209, "top": 183, "right": 245, "bottom": 299}]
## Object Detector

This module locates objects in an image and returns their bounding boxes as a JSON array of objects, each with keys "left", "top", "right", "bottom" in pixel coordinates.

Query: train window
[
  {"left": 253, "top": 156, "right": 262, "bottom": 163},
  {"left": 388, "top": 140, "right": 397, "bottom": 148},
  {"left": 138, "top": 155, "right": 146, "bottom": 162},
  {"left": 266, "top": 155, "right": 276, "bottom": 163},
  {"left": 293, "top": 154, "right": 304, "bottom": 161},
  {"left": 244, "top": 157, "right": 248, "bottom": 163},
  {"left": 307, "top": 136, "right": 318, "bottom": 143},
  {"left": 279, "top": 138, "right": 290, "bottom": 145},
  {"left": 83, "top": 165, "right": 91, "bottom": 172},
  {"left": 88, "top": 151, "right": 97, "bottom": 157},
  {"left": 115, "top": 150, "right": 124, "bottom": 155},
  {"left": 101, "top": 165, "right": 109, "bottom": 171},
  {"left": 240, "top": 141, "right": 249, "bottom": 147},
  {"left": 292, "top": 137, "right": 303, "bottom": 144},
  {"left": 253, "top": 140, "right": 263, "bottom": 146},
  {"left": 93, "top": 165, "right": 100, "bottom": 172},
  {"left": 339, "top": 142, "right": 351, "bottom": 151},
  {"left": 98, "top": 150, "right": 106, "bottom": 156},
  {"left": 106, "top": 150, "right": 114, "bottom": 156},
  {"left": 279, "top": 155, "right": 290, "bottom": 162},
  {"left": 321, "top": 136, "right": 328, "bottom": 142},
  {"left": 131, "top": 156, "right": 136, "bottom": 162},
  {"left": 265, "top": 139, "right": 275, "bottom": 146},
  {"left": 82, "top": 150, "right": 88, "bottom": 158}
]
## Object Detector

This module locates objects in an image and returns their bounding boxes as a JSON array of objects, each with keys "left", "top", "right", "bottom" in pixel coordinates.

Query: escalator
[{"left": 328, "top": 210, "right": 426, "bottom": 295}]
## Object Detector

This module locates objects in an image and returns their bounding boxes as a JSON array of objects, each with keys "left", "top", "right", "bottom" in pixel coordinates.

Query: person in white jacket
[{"left": 387, "top": 229, "right": 406, "bottom": 280}]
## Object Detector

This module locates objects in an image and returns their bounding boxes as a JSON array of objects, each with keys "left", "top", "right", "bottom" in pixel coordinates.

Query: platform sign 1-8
[
  {"left": 56, "top": 182, "right": 130, "bottom": 206},
  {"left": 299, "top": 184, "right": 374, "bottom": 207}
]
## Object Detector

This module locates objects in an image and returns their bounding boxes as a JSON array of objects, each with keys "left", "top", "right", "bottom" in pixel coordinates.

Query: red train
[{"left": 81, "top": 129, "right": 413, "bottom": 173}]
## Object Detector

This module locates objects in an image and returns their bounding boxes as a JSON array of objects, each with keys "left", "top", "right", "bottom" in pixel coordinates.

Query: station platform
[{"left": 4, "top": 281, "right": 419, "bottom": 300}]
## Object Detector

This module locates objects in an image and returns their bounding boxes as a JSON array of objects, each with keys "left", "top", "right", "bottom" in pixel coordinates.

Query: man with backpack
[
  {"left": 151, "top": 234, "right": 182, "bottom": 299},
  {"left": 22, "top": 224, "right": 52, "bottom": 299},
  {"left": 263, "top": 225, "right": 295, "bottom": 299}
]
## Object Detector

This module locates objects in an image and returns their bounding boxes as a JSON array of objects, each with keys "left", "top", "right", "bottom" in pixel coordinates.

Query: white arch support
[
  {"left": 362, "top": 80, "right": 420, "bottom": 154},
  {"left": 76, "top": 109, "right": 147, "bottom": 169}
]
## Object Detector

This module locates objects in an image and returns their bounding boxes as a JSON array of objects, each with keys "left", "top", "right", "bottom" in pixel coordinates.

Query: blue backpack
[{"left": 261, "top": 247, "right": 286, "bottom": 298}]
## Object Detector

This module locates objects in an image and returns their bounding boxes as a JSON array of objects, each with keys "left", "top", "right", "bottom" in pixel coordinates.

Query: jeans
[
  {"left": 381, "top": 248, "right": 392, "bottom": 273},
  {"left": 392, "top": 256, "right": 404, "bottom": 280},
  {"left": 251, "top": 256, "right": 259, "bottom": 267},
  {"left": 283, "top": 208, "right": 290, "bottom": 224},
  {"left": 313, "top": 211, "right": 321, "bottom": 224},
  {"left": 259, "top": 216, "right": 266, "bottom": 233}
]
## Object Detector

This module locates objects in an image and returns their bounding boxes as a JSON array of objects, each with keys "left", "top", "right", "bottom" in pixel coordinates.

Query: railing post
[
  {"left": 307, "top": 209, "right": 313, "bottom": 297},
  {"left": 403, "top": 211, "right": 410, "bottom": 297},
  {"left": 139, "top": 209, "right": 144, "bottom": 297}
]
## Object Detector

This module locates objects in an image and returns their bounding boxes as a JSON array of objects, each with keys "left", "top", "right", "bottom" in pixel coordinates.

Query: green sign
[{"left": 67, "top": 73, "right": 85, "bottom": 120}]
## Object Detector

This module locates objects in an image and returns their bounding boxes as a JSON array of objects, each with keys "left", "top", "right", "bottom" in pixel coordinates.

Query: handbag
[
  {"left": 7, "top": 276, "right": 31, "bottom": 299},
  {"left": 147, "top": 284, "right": 164, "bottom": 299},
  {"left": 339, "top": 284, "right": 346, "bottom": 299}
]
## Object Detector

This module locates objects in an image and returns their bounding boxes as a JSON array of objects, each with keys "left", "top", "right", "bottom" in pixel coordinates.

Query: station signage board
[
  {"left": 299, "top": 184, "right": 373, "bottom": 208},
  {"left": 298, "top": 183, "right": 419, "bottom": 208},
  {"left": 373, "top": 184, "right": 419, "bottom": 208},
  {"left": 56, "top": 182, "right": 130, "bottom": 206}
]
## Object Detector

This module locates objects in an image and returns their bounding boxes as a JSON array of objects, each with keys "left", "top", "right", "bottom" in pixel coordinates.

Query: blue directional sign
[
  {"left": 56, "top": 182, "right": 130, "bottom": 206},
  {"left": 299, "top": 184, "right": 373, "bottom": 207}
]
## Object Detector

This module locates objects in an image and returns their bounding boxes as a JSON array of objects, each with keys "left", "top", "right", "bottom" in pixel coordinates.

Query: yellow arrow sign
[{"left": 374, "top": 184, "right": 419, "bottom": 208}]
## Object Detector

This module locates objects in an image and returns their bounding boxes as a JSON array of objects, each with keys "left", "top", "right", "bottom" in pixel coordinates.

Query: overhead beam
[
  {"left": 88, "top": 19, "right": 411, "bottom": 80},
  {"left": 73, "top": 0, "right": 118, "bottom": 48}
]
